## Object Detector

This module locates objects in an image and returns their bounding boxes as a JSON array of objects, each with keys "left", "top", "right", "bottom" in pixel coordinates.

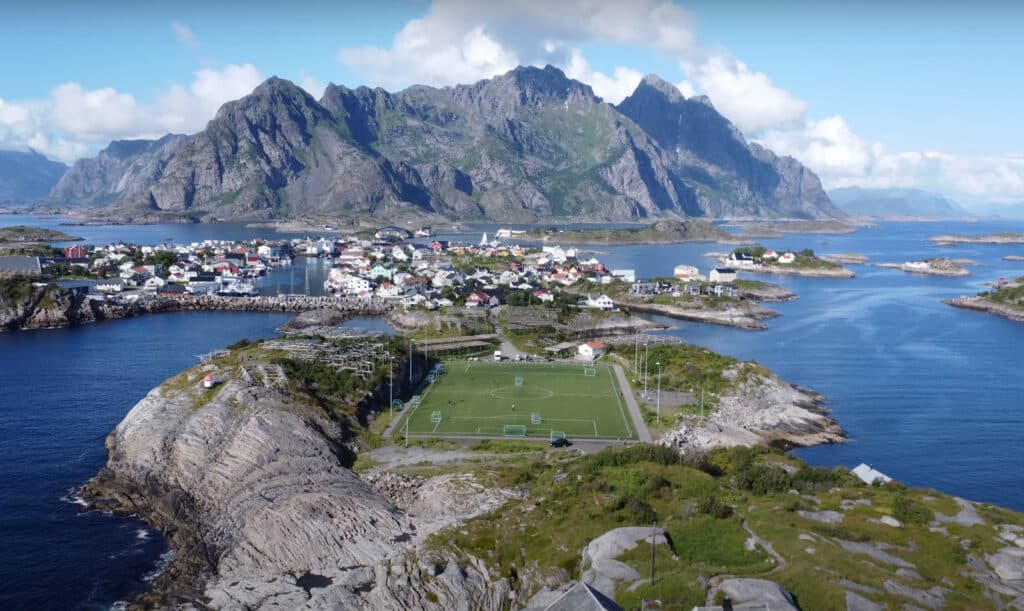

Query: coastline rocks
[
  {"left": 662, "top": 368, "right": 844, "bottom": 452},
  {"left": 876, "top": 258, "right": 971, "bottom": 277},
  {"left": 1, "top": 288, "right": 393, "bottom": 332},
  {"left": 821, "top": 253, "right": 869, "bottom": 265},
  {"left": 945, "top": 296, "right": 1024, "bottom": 324},
  {"left": 616, "top": 298, "right": 778, "bottom": 330},
  {"left": 84, "top": 363, "right": 508, "bottom": 609}
]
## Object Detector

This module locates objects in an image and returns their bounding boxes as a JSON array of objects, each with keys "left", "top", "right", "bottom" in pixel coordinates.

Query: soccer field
[{"left": 400, "top": 361, "right": 636, "bottom": 440}]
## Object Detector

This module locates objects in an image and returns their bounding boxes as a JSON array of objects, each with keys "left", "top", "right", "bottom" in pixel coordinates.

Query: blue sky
[{"left": 2, "top": 0, "right": 1023, "bottom": 206}]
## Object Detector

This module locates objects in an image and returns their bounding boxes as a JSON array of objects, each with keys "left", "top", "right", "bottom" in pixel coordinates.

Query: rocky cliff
[
  {"left": 83, "top": 342, "right": 513, "bottom": 609},
  {"left": 51, "top": 66, "right": 843, "bottom": 223}
]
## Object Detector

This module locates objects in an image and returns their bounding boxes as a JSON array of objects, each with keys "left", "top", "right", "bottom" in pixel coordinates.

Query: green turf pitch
[{"left": 401, "top": 361, "right": 636, "bottom": 439}]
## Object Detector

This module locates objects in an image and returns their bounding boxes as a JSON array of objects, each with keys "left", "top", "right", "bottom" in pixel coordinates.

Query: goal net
[
  {"left": 531, "top": 412, "right": 542, "bottom": 424},
  {"left": 430, "top": 410, "right": 442, "bottom": 423},
  {"left": 550, "top": 430, "right": 566, "bottom": 441},
  {"left": 515, "top": 376, "right": 524, "bottom": 386},
  {"left": 503, "top": 424, "right": 527, "bottom": 437},
  {"left": 583, "top": 366, "right": 597, "bottom": 377}
]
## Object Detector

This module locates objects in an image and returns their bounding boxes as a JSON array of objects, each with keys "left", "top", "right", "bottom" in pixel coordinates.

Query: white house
[
  {"left": 533, "top": 289, "right": 554, "bottom": 303},
  {"left": 96, "top": 278, "right": 125, "bottom": 293},
  {"left": 851, "top": 463, "right": 893, "bottom": 486},
  {"left": 777, "top": 252, "right": 796, "bottom": 264},
  {"left": 585, "top": 294, "right": 616, "bottom": 311},
  {"left": 143, "top": 276, "right": 166, "bottom": 291},
  {"left": 577, "top": 341, "right": 606, "bottom": 361},
  {"left": 611, "top": 269, "right": 636, "bottom": 283},
  {"left": 709, "top": 268, "right": 737, "bottom": 283},
  {"left": 673, "top": 264, "right": 699, "bottom": 281}
]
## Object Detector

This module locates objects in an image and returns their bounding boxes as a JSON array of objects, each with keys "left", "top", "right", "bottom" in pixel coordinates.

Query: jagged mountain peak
[
  {"left": 636, "top": 73, "right": 685, "bottom": 102},
  {"left": 50, "top": 65, "right": 839, "bottom": 222}
]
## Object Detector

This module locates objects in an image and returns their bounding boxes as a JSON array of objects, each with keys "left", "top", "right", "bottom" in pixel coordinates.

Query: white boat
[{"left": 219, "top": 280, "right": 259, "bottom": 296}]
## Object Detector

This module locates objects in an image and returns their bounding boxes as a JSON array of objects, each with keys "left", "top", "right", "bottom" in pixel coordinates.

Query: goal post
[
  {"left": 503, "top": 424, "right": 527, "bottom": 437},
  {"left": 550, "top": 430, "right": 566, "bottom": 441},
  {"left": 531, "top": 412, "right": 542, "bottom": 424},
  {"left": 430, "top": 410, "right": 442, "bottom": 423},
  {"left": 515, "top": 376, "right": 524, "bottom": 386},
  {"left": 583, "top": 366, "right": 597, "bottom": 377}
]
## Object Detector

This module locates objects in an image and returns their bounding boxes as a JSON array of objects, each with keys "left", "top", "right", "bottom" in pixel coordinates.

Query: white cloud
[
  {"left": 171, "top": 21, "right": 199, "bottom": 49},
  {"left": 562, "top": 49, "right": 642, "bottom": 103},
  {"left": 298, "top": 71, "right": 327, "bottom": 99},
  {"left": 0, "top": 64, "right": 263, "bottom": 163},
  {"left": 338, "top": 0, "right": 698, "bottom": 99},
  {"left": 682, "top": 55, "right": 808, "bottom": 133}
]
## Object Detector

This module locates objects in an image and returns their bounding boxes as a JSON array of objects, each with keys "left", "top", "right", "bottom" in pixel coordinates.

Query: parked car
[{"left": 550, "top": 438, "right": 571, "bottom": 448}]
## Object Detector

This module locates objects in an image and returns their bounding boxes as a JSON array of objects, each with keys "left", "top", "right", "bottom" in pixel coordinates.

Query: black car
[{"left": 550, "top": 437, "right": 571, "bottom": 448}]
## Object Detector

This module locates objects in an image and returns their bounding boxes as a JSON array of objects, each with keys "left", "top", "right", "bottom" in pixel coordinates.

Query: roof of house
[
  {"left": 543, "top": 582, "right": 622, "bottom": 611},
  {"left": 585, "top": 341, "right": 607, "bottom": 350},
  {"left": 0, "top": 256, "right": 42, "bottom": 275}
]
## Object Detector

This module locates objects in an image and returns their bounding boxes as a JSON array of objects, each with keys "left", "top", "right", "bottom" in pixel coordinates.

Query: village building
[{"left": 577, "top": 341, "right": 607, "bottom": 361}]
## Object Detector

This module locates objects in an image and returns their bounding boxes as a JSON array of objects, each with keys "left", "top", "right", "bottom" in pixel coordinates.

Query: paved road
[{"left": 610, "top": 362, "right": 653, "bottom": 442}]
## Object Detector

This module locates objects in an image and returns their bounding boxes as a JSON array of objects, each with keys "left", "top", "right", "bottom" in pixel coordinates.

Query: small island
[
  {"left": 728, "top": 219, "right": 859, "bottom": 238},
  {"left": 930, "top": 232, "right": 1024, "bottom": 246},
  {"left": 1004, "top": 255, "right": 1024, "bottom": 261},
  {"left": 875, "top": 258, "right": 972, "bottom": 277},
  {"left": 591, "top": 277, "right": 784, "bottom": 330},
  {"left": 0, "top": 225, "right": 81, "bottom": 244},
  {"left": 526, "top": 219, "right": 739, "bottom": 245},
  {"left": 821, "top": 253, "right": 869, "bottom": 265},
  {"left": 945, "top": 276, "right": 1024, "bottom": 323},
  {"left": 719, "top": 247, "right": 856, "bottom": 278}
]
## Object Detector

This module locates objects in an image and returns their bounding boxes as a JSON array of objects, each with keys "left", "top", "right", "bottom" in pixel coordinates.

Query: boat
[{"left": 218, "top": 280, "right": 259, "bottom": 297}]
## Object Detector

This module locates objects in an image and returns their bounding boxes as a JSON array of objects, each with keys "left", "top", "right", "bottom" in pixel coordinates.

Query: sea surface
[{"left": 0, "top": 215, "right": 1022, "bottom": 607}]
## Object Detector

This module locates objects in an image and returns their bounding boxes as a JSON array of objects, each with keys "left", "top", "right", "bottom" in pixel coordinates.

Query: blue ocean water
[
  {"left": 0, "top": 312, "right": 292, "bottom": 609},
  {"left": 0, "top": 216, "right": 1022, "bottom": 607}
]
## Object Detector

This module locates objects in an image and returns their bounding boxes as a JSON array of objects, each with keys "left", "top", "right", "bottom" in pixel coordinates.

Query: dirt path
[{"left": 610, "top": 362, "right": 653, "bottom": 442}]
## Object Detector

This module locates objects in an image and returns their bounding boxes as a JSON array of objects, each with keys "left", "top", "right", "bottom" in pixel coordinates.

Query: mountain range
[
  {"left": 829, "top": 186, "right": 968, "bottom": 219},
  {"left": 47, "top": 66, "right": 842, "bottom": 222},
  {"left": 0, "top": 150, "right": 68, "bottom": 204}
]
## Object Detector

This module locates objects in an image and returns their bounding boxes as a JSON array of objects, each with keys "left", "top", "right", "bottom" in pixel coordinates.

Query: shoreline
[
  {"left": 944, "top": 296, "right": 1024, "bottom": 323},
  {"left": 614, "top": 298, "right": 778, "bottom": 330}
]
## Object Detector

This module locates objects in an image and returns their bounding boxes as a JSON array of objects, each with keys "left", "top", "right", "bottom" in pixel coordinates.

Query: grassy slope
[{"left": 420, "top": 444, "right": 1024, "bottom": 611}]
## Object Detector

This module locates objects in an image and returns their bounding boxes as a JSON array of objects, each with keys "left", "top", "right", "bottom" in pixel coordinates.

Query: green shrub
[
  {"left": 892, "top": 494, "right": 934, "bottom": 525},
  {"left": 697, "top": 493, "right": 733, "bottom": 519}
]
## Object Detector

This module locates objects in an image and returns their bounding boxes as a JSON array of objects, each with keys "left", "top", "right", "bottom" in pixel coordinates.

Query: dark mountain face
[
  {"left": 49, "top": 66, "right": 842, "bottom": 222},
  {"left": 0, "top": 150, "right": 67, "bottom": 203}
]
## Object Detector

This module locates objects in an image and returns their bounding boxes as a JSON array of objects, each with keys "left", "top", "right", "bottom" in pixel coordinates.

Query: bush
[
  {"left": 619, "top": 497, "right": 657, "bottom": 524},
  {"left": 697, "top": 493, "right": 733, "bottom": 519},
  {"left": 733, "top": 465, "right": 791, "bottom": 496},
  {"left": 892, "top": 494, "right": 934, "bottom": 525},
  {"left": 640, "top": 475, "right": 672, "bottom": 498},
  {"left": 586, "top": 444, "right": 680, "bottom": 471}
]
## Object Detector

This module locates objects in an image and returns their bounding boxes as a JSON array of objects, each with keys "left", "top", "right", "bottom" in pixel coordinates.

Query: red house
[{"left": 64, "top": 245, "right": 89, "bottom": 259}]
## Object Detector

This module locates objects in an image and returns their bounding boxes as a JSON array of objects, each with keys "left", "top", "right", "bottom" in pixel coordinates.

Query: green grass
[{"left": 399, "top": 361, "right": 636, "bottom": 440}]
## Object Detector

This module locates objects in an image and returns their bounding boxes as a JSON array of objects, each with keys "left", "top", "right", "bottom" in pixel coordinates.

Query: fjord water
[
  {"left": 0, "top": 312, "right": 292, "bottom": 609},
  {"left": 0, "top": 216, "right": 1022, "bottom": 607}
]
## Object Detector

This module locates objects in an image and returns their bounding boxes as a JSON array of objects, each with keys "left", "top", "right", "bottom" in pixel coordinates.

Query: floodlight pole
[
  {"left": 389, "top": 354, "right": 394, "bottom": 419},
  {"left": 643, "top": 341, "right": 649, "bottom": 397},
  {"left": 633, "top": 330, "right": 639, "bottom": 375},
  {"left": 656, "top": 361, "right": 661, "bottom": 424}
]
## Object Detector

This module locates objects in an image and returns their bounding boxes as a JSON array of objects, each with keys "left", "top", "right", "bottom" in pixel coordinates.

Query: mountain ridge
[
  {"left": 48, "top": 66, "right": 843, "bottom": 223},
  {"left": 0, "top": 150, "right": 68, "bottom": 203},
  {"left": 829, "top": 186, "right": 967, "bottom": 218}
]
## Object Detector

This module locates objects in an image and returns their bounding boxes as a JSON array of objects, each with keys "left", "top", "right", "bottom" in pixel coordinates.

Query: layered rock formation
[
  {"left": 51, "top": 66, "right": 843, "bottom": 223},
  {"left": 83, "top": 351, "right": 512, "bottom": 609}
]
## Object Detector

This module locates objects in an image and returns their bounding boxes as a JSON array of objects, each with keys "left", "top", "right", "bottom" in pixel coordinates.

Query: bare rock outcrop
[
  {"left": 662, "top": 367, "right": 845, "bottom": 452},
  {"left": 84, "top": 361, "right": 509, "bottom": 609}
]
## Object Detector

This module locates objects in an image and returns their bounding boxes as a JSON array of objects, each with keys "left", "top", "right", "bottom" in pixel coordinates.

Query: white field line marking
[{"left": 608, "top": 366, "right": 633, "bottom": 439}]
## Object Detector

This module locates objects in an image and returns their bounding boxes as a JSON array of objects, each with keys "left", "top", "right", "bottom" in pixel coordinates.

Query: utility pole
[
  {"left": 650, "top": 520, "right": 657, "bottom": 584},
  {"left": 409, "top": 338, "right": 413, "bottom": 384},
  {"left": 643, "top": 341, "right": 649, "bottom": 397},
  {"left": 656, "top": 362, "right": 661, "bottom": 424},
  {"left": 700, "top": 388, "right": 704, "bottom": 420},
  {"left": 633, "top": 330, "right": 639, "bottom": 375}
]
